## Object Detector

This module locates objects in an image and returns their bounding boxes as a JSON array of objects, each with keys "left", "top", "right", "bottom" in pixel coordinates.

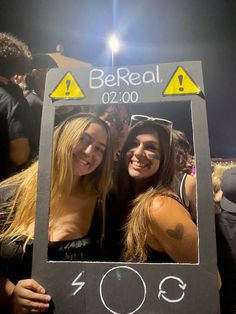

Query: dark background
[{"left": 1, "top": 0, "right": 236, "bottom": 158}]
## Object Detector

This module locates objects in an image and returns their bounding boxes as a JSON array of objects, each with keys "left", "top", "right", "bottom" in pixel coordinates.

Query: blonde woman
[
  {"left": 115, "top": 117, "right": 198, "bottom": 263},
  {"left": 0, "top": 113, "right": 113, "bottom": 313},
  {"left": 87, "top": 103, "right": 130, "bottom": 159}
]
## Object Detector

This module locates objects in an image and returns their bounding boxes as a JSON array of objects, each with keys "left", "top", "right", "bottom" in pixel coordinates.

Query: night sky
[{"left": 1, "top": 0, "right": 236, "bottom": 158}]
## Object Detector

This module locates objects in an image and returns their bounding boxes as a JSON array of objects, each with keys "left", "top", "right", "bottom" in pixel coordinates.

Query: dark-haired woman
[{"left": 115, "top": 118, "right": 198, "bottom": 263}]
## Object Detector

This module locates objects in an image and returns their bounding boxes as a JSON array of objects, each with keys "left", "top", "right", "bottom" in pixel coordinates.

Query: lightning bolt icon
[{"left": 72, "top": 271, "right": 85, "bottom": 295}]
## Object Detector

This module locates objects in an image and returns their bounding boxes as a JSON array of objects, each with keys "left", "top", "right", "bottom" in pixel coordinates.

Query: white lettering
[
  {"left": 143, "top": 71, "right": 155, "bottom": 84},
  {"left": 156, "top": 65, "right": 160, "bottom": 83},
  {"left": 89, "top": 66, "right": 161, "bottom": 89},
  {"left": 117, "top": 67, "right": 130, "bottom": 86},
  {"left": 89, "top": 68, "right": 104, "bottom": 89},
  {"left": 129, "top": 72, "right": 141, "bottom": 85},
  {"left": 104, "top": 74, "right": 116, "bottom": 87}
]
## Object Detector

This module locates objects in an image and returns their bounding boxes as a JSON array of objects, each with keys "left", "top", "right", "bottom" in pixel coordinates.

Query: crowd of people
[{"left": 0, "top": 32, "right": 235, "bottom": 313}]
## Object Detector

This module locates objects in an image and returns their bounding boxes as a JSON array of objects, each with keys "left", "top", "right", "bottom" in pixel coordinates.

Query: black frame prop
[{"left": 32, "top": 61, "right": 220, "bottom": 313}]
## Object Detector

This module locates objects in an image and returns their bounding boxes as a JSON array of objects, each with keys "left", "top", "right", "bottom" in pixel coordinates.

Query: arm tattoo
[{"left": 166, "top": 223, "right": 184, "bottom": 240}]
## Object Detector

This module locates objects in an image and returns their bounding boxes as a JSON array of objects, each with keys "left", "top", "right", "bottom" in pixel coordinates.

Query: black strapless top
[
  {"left": 147, "top": 247, "right": 174, "bottom": 263},
  {"left": 0, "top": 185, "right": 103, "bottom": 285},
  {"left": 0, "top": 232, "right": 102, "bottom": 285}
]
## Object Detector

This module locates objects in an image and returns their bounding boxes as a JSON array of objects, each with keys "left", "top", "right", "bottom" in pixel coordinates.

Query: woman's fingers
[
  {"left": 18, "top": 279, "right": 47, "bottom": 294},
  {"left": 21, "top": 298, "right": 50, "bottom": 312},
  {"left": 11, "top": 279, "right": 51, "bottom": 314},
  {"left": 20, "top": 303, "right": 49, "bottom": 313}
]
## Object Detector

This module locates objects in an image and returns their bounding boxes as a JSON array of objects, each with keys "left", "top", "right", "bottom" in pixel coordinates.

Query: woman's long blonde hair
[{"left": 0, "top": 113, "right": 113, "bottom": 243}]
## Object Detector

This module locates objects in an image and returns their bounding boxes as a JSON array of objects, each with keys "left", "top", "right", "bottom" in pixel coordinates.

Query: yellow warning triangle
[
  {"left": 163, "top": 66, "right": 201, "bottom": 96},
  {"left": 50, "top": 72, "right": 85, "bottom": 100}
]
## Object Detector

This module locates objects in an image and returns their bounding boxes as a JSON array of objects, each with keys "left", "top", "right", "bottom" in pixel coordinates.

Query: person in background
[
  {"left": 0, "top": 32, "right": 35, "bottom": 181},
  {"left": 215, "top": 166, "right": 236, "bottom": 314},
  {"left": 173, "top": 129, "right": 197, "bottom": 222},
  {"left": 114, "top": 116, "right": 198, "bottom": 263},
  {"left": 212, "top": 163, "right": 232, "bottom": 215},
  {"left": 0, "top": 113, "right": 113, "bottom": 313},
  {"left": 26, "top": 54, "right": 58, "bottom": 101},
  {"left": 25, "top": 53, "right": 81, "bottom": 153},
  {"left": 25, "top": 53, "right": 58, "bottom": 152}
]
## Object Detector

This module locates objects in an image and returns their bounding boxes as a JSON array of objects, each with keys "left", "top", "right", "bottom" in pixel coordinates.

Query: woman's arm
[
  {"left": 149, "top": 196, "right": 198, "bottom": 263},
  {"left": 0, "top": 275, "right": 51, "bottom": 313}
]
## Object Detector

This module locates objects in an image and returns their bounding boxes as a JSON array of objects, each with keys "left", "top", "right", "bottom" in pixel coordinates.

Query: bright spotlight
[{"left": 108, "top": 34, "right": 121, "bottom": 54}]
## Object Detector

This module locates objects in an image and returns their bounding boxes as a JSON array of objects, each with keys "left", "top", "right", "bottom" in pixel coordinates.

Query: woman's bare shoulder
[{"left": 150, "top": 193, "right": 192, "bottom": 222}]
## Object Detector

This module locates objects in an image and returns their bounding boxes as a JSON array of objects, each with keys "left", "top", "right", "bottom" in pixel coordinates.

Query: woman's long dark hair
[{"left": 115, "top": 120, "right": 176, "bottom": 261}]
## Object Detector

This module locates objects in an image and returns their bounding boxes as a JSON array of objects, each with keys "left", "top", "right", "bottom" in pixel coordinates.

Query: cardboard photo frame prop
[{"left": 32, "top": 61, "right": 220, "bottom": 313}]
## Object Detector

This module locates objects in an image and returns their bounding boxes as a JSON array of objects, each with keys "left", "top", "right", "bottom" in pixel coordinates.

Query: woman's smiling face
[
  {"left": 126, "top": 130, "right": 161, "bottom": 180},
  {"left": 72, "top": 122, "right": 107, "bottom": 177}
]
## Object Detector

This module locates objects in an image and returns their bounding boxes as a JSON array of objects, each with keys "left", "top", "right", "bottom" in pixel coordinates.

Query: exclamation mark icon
[
  {"left": 66, "top": 79, "right": 71, "bottom": 96},
  {"left": 178, "top": 75, "right": 184, "bottom": 92}
]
